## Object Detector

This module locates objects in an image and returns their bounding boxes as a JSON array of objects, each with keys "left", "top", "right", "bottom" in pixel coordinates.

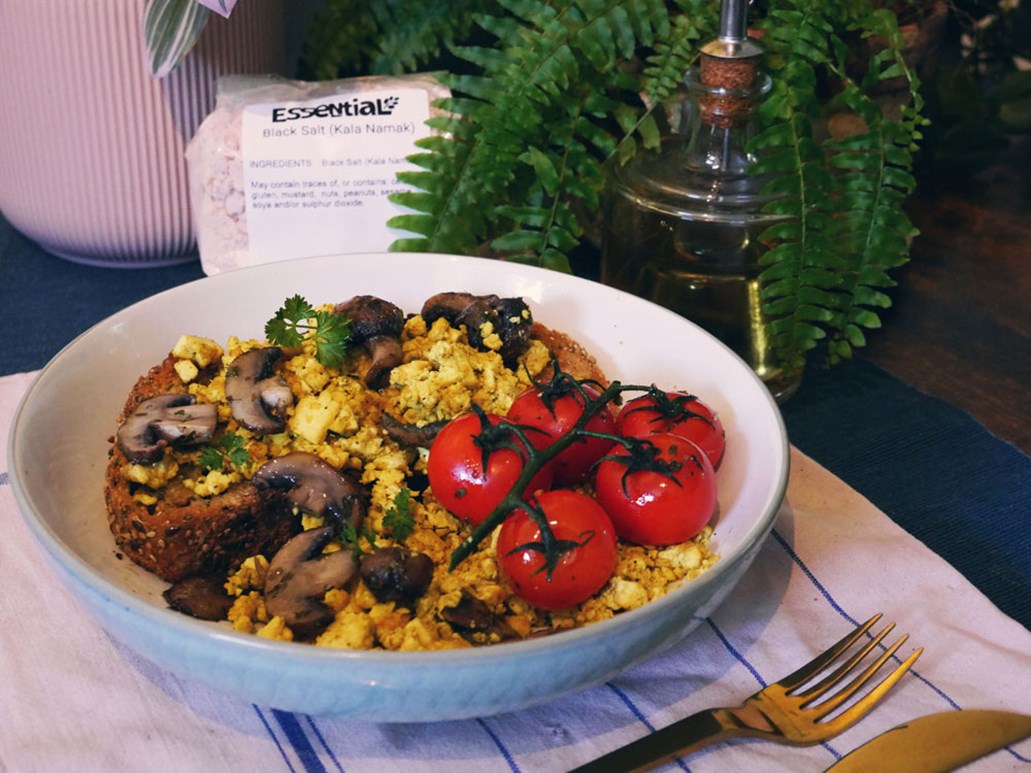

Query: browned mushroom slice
[
  {"left": 117, "top": 394, "right": 217, "bottom": 463},
  {"left": 265, "top": 526, "right": 358, "bottom": 637},
  {"left": 381, "top": 413, "right": 449, "bottom": 449},
  {"left": 440, "top": 593, "right": 519, "bottom": 641},
  {"left": 420, "top": 292, "right": 534, "bottom": 364},
  {"left": 491, "top": 296, "right": 534, "bottom": 363},
  {"left": 163, "top": 574, "right": 234, "bottom": 621},
  {"left": 333, "top": 295, "right": 405, "bottom": 389},
  {"left": 359, "top": 547, "right": 434, "bottom": 605},
  {"left": 421, "top": 292, "right": 479, "bottom": 325},
  {"left": 252, "top": 451, "right": 366, "bottom": 533},
  {"left": 225, "top": 347, "right": 294, "bottom": 434}
]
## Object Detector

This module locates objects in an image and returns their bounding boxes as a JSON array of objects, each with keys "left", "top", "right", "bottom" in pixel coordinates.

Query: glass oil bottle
[{"left": 600, "top": 13, "right": 803, "bottom": 402}]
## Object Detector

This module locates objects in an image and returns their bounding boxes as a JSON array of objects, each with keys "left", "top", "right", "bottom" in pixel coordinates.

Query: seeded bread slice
[
  {"left": 104, "top": 355, "right": 298, "bottom": 582},
  {"left": 532, "top": 322, "right": 608, "bottom": 385}
]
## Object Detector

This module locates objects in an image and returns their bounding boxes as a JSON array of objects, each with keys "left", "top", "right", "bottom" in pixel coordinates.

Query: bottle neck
[{"left": 680, "top": 68, "right": 771, "bottom": 178}]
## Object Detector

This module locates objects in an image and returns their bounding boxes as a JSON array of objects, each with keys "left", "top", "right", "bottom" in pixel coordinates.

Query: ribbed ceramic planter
[{"left": 0, "top": 0, "right": 285, "bottom": 267}]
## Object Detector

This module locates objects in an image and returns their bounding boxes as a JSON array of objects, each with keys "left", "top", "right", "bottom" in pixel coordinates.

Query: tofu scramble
[{"left": 120, "top": 306, "right": 718, "bottom": 651}]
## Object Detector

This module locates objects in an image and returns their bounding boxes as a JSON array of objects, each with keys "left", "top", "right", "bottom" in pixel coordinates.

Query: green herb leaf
[
  {"left": 197, "top": 445, "right": 225, "bottom": 471},
  {"left": 312, "top": 309, "right": 351, "bottom": 369},
  {"left": 265, "top": 295, "right": 351, "bottom": 367},
  {"left": 383, "top": 488, "right": 415, "bottom": 541},
  {"left": 198, "top": 431, "right": 250, "bottom": 471},
  {"left": 338, "top": 521, "right": 377, "bottom": 556}
]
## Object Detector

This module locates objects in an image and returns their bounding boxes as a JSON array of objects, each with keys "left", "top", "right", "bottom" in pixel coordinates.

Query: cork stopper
[{"left": 695, "top": 0, "right": 764, "bottom": 128}]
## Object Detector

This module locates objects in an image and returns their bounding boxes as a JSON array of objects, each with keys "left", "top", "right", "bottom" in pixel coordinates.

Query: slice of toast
[
  {"left": 532, "top": 322, "right": 607, "bottom": 385},
  {"left": 105, "top": 355, "right": 298, "bottom": 582}
]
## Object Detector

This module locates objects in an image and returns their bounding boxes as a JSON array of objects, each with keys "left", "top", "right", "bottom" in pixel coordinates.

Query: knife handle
[{"left": 571, "top": 708, "right": 740, "bottom": 772}]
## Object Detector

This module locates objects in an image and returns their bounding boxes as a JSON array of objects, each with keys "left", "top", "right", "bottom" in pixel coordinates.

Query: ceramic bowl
[{"left": 8, "top": 252, "right": 788, "bottom": 721}]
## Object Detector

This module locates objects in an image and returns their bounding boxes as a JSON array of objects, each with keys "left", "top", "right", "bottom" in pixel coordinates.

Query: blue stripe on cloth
[
  {"left": 705, "top": 617, "right": 766, "bottom": 688},
  {"left": 607, "top": 682, "right": 692, "bottom": 772},
  {"left": 304, "top": 716, "right": 345, "bottom": 773},
  {"left": 272, "top": 709, "right": 328, "bottom": 773},
  {"left": 607, "top": 681, "right": 693, "bottom": 771},
  {"left": 477, "top": 717, "right": 521, "bottom": 772},
  {"left": 770, "top": 526, "right": 963, "bottom": 710},
  {"left": 605, "top": 681, "right": 654, "bottom": 730},
  {"left": 769, "top": 529, "right": 856, "bottom": 626},
  {"left": 253, "top": 706, "right": 297, "bottom": 772},
  {"left": 707, "top": 616, "right": 842, "bottom": 762},
  {"left": 0, "top": 471, "right": 8, "bottom": 486}
]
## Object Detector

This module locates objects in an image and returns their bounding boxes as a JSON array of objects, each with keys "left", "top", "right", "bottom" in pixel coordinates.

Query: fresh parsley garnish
[
  {"left": 198, "top": 431, "right": 250, "bottom": 471},
  {"left": 383, "top": 488, "right": 415, "bottom": 542},
  {"left": 265, "top": 294, "right": 351, "bottom": 368},
  {"left": 339, "top": 521, "right": 378, "bottom": 556}
]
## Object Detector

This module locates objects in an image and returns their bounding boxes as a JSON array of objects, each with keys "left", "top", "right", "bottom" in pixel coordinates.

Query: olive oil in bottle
[{"left": 600, "top": 20, "right": 803, "bottom": 402}]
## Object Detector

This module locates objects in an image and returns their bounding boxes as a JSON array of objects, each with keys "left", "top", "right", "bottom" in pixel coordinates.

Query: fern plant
[{"left": 301, "top": 0, "right": 926, "bottom": 374}]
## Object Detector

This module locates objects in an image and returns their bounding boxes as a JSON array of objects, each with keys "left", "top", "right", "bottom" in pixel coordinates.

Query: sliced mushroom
[
  {"left": 440, "top": 593, "right": 519, "bottom": 641},
  {"left": 265, "top": 526, "right": 358, "bottom": 637},
  {"left": 359, "top": 547, "right": 434, "bottom": 604},
  {"left": 252, "top": 451, "right": 366, "bottom": 533},
  {"left": 333, "top": 295, "right": 405, "bottom": 389},
  {"left": 163, "top": 574, "right": 234, "bottom": 621},
  {"left": 454, "top": 295, "right": 501, "bottom": 351},
  {"left": 381, "top": 413, "right": 449, "bottom": 449},
  {"left": 117, "top": 394, "right": 217, "bottom": 463},
  {"left": 421, "top": 292, "right": 479, "bottom": 325},
  {"left": 491, "top": 296, "right": 534, "bottom": 363},
  {"left": 420, "top": 292, "right": 534, "bottom": 364},
  {"left": 224, "top": 347, "right": 294, "bottom": 434}
]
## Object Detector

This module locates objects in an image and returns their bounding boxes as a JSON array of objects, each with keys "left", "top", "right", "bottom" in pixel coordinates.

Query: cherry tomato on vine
[
  {"left": 427, "top": 411, "right": 553, "bottom": 526},
  {"left": 594, "top": 432, "right": 717, "bottom": 546},
  {"left": 507, "top": 383, "right": 616, "bottom": 485},
  {"left": 497, "top": 490, "right": 618, "bottom": 611},
  {"left": 615, "top": 390, "right": 726, "bottom": 468}
]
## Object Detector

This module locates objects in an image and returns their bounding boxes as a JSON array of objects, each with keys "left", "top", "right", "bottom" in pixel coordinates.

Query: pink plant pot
[{"left": 0, "top": 0, "right": 285, "bottom": 267}]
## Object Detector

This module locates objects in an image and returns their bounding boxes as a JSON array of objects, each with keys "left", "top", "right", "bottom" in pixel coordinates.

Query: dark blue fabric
[
  {"left": 781, "top": 359, "right": 1030, "bottom": 630},
  {"left": 2, "top": 213, "right": 1028, "bottom": 630},
  {"left": 0, "top": 216, "right": 205, "bottom": 375}
]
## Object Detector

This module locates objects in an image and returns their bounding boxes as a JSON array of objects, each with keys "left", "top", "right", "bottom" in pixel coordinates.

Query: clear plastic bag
[{"left": 186, "top": 73, "right": 449, "bottom": 275}]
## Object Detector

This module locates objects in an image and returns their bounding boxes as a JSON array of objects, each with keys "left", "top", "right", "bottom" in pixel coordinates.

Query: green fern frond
[
  {"left": 302, "top": 0, "right": 499, "bottom": 78},
  {"left": 385, "top": 0, "right": 673, "bottom": 267},
  {"left": 489, "top": 80, "right": 622, "bottom": 272},
  {"left": 750, "top": 0, "right": 924, "bottom": 371},
  {"left": 641, "top": 2, "right": 716, "bottom": 105}
]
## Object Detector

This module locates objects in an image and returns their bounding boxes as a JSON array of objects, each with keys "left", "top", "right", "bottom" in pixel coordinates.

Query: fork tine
[
  {"left": 796, "top": 621, "right": 896, "bottom": 701},
  {"left": 806, "top": 631, "right": 910, "bottom": 717},
  {"left": 777, "top": 614, "right": 882, "bottom": 691},
  {"left": 818, "top": 645, "right": 923, "bottom": 730}
]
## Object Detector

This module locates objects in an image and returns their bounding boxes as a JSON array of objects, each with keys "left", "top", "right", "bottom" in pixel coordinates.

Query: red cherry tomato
[
  {"left": 427, "top": 411, "right": 553, "bottom": 526},
  {"left": 616, "top": 391, "right": 726, "bottom": 468},
  {"left": 594, "top": 432, "right": 717, "bottom": 546},
  {"left": 507, "top": 384, "right": 617, "bottom": 485},
  {"left": 497, "top": 490, "right": 618, "bottom": 610}
]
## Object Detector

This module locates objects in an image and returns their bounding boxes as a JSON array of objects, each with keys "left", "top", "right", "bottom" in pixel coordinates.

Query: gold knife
[{"left": 826, "top": 709, "right": 1031, "bottom": 772}]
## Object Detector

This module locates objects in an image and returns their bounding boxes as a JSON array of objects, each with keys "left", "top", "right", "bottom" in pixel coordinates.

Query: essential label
[{"left": 241, "top": 88, "right": 433, "bottom": 263}]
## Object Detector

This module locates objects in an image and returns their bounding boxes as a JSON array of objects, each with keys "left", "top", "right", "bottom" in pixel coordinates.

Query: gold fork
[{"left": 573, "top": 614, "right": 922, "bottom": 772}]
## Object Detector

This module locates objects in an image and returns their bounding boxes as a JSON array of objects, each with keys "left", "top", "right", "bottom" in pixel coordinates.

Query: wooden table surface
[{"left": 864, "top": 136, "right": 1031, "bottom": 455}]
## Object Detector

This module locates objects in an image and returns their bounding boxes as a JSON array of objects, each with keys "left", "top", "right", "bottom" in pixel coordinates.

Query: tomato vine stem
[{"left": 447, "top": 376, "right": 671, "bottom": 570}]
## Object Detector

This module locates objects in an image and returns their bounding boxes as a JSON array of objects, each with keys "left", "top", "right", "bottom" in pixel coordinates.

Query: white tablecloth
[{"left": 2, "top": 370, "right": 1029, "bottom": 772}]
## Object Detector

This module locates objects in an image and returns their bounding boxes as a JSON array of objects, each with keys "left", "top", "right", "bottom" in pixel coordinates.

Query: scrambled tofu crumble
[{"left": 130, "top": 310, "right": 719, "bottom": 650}]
